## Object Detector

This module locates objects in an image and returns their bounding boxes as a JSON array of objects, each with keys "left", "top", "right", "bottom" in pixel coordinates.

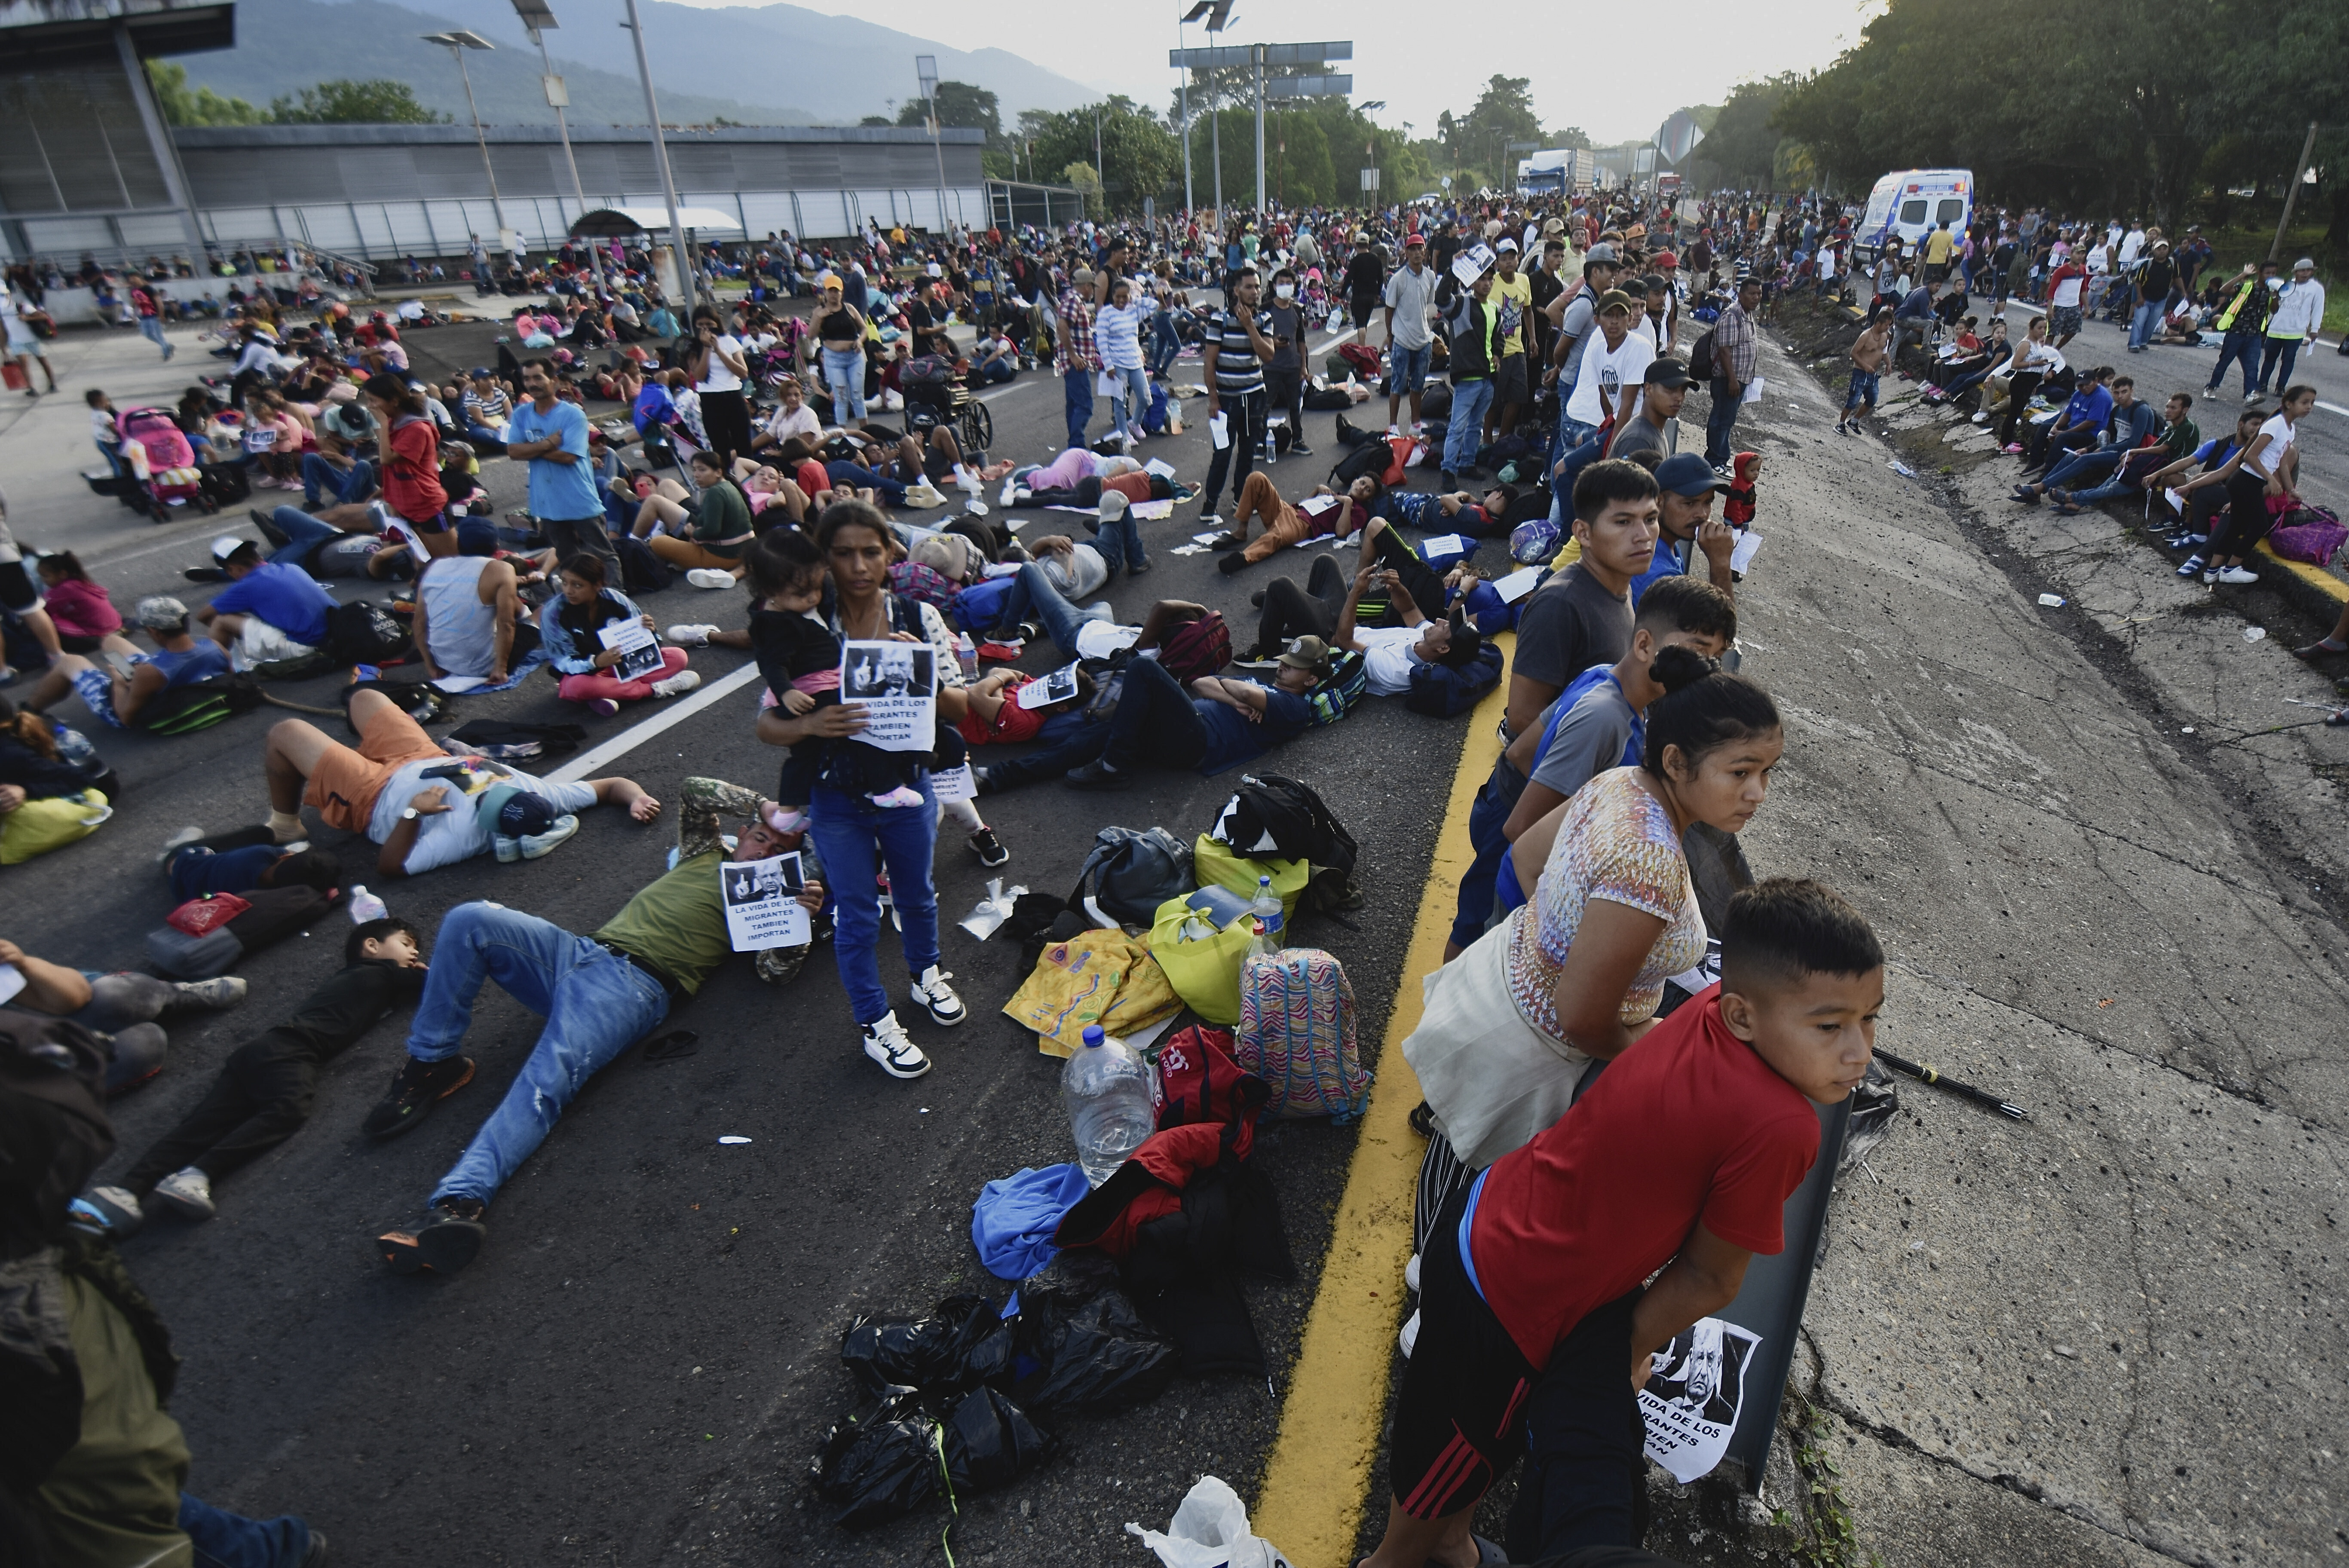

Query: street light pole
[
  {"left": 509, "top": 0, "right": 603, "bottom": 292},
  {"left": 1253, "top": 44, "right": 1265, "bottom": 217},
  {"left": 422, "top": 32, "right": 505, "bottom": 242},
  {"left": 619, "top": 0, "right": 694, "bottom": 318}
]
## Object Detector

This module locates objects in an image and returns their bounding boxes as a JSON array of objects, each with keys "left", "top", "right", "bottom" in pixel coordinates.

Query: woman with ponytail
[{"left": 1402, "top": 635, "right": 1783, "bottom": 1252}]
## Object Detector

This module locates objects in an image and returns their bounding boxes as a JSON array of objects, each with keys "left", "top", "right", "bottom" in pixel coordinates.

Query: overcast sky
[{"left": 665, "top": 0, "right": 1883, "bottom": 144}]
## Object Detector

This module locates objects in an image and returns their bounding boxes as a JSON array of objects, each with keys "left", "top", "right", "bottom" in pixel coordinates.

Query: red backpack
[
  {"left": 1158, "top": 610, "right": 1231, "bottom": 683},
  {"left": 1336, "top": 342, "right": 1382, "bottom": 381}
]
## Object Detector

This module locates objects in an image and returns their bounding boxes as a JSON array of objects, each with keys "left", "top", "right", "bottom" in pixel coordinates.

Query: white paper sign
[
  {"left": 1209, "top": 412, "right": 1231, "bottom": 450},
  {"left": 721, "top": 851, "right": 809, "bottom": 952},
  {"left": 1451, "top": 241, "right": 1496, "bottom": 287},
  {"left": 1729, "top": 530, "right": 1763, "bottom": 574},
  {"left": 597, "top": 617, "right": 662, "bottom": 682},
  {"left": 930, "top": 763, "right": 977, "bottom": 802},
  {"left": 1741, "top": 374, "right": 1767, "bottom": 407},
  {"left": 1018, "top": 662, "right": 1082, "bottom": 710},
  {"left": 1638, "top": 1316, "right": 1762, "bottom": 1484},
  {"left": 1493, "top": 564, "right": 1544, "bottom": 603},
  {"left": 0, "top": 962, "right": 24, "bottom": 1006},
  {"left": 1419, "top": 532, "right": 1471, "bottom": 559},
  {"left": 1143, "top": 457, "right": 1177, "bottom": 479},
  {"left": 839, "top": 640, "right": 936, "bottom": 752}
]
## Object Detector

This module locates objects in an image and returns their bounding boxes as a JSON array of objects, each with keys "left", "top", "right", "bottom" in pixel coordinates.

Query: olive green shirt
[{"left": 594, "top": 777, "right": 803, "bottom": 992}]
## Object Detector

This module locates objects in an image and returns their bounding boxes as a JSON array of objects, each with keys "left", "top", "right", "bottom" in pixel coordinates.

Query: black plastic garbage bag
[
  {"left": 813, "top": 1395, "right": 943, "bottom": 1528},
  {"left": 940, "top": 1387, "right": 1056, "bottom": 1493},
  {"left": 839, "top": 1293, "right": 1016, "bottom": 1399},
  {"left": 1011, "top": 1283, "right": 1179, "bottom": 1416}
]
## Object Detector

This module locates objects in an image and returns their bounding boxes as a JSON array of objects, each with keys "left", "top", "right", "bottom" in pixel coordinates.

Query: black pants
[
  {"left": 1994, "top": 370, "right": 2043, "bottom": 448},
  {"left": 1501, "top": 1290, "right": 1653, "bottom": 1561},
  {"left": 1360, "top": 521, "right": 1449, "bottom": 620},
  {"left": 2208, "top": 471, "right": 2279, "bottom": 558},
  {"left": 698, "top": 387, "right": 751, "bottom": 466},
  {"left": 1255, "top": 554, "right": 1349, "bottom": 655},
  {"left": 2024, "top": 420, "right": 2094, "bottom": 472},
  {"left": 1200, "top": 389, "right": 1266, "bottom": 516},
  {"left": 1103, "top": 656, "right": 1210, "bottom": 772},
  {"left": 540, "top": 514, "right": 619, "bottom": 582},
  {"left": 1264, "top": 368, "right": 1304, "bottom": 440},
  {"left": 123, "top": 1030, "right": 319, "bottom": 1192}
]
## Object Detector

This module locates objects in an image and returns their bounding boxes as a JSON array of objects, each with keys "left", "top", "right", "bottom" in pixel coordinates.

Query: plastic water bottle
[
  {"left": 346, "top": 885, "right": 388, "bottom": 924},
  {"left": 1062, "top": 1026, "right": 1155, "bottom": 1187},
  {"left": 1247, "top": 874, "right": 1285, "bottom": 959}
]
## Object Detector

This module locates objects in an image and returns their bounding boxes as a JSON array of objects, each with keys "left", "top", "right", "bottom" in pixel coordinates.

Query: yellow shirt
[
  {"left": 1488, "top": 270, "right": 1536, "bottom": 358},
  {"left": 1925, "top": 228, "right": 1955, "bottom": 265}
]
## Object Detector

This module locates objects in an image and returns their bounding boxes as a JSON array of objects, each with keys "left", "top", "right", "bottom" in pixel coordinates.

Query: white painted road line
[{"left": 543, "top": 660, "right": 765, "bottom": 784}]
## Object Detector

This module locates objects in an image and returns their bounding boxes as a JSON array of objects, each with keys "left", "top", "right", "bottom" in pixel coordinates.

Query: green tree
[
  {"left": 1694, "top": 75, "right": 1798, "bottom": 190},
  {"left": 1022, "top": 97, "right": 1179, "bottom": 215},
  {"left": 859, "top": 115, "right": 893, "bottom": 128},
  {"left": 896, "top": 80, "right": 1001, "bottom": 142},
  {"left": 269, "top": 79, "right": 445, "bottom": 125},
  {"left": 145, "top": 61, "right": 264, "bottom": 126}
]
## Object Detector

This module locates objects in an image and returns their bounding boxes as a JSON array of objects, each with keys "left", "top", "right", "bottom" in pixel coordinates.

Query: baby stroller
[{"left": 118, "top": 407, "right": 214, "bottom": 519}]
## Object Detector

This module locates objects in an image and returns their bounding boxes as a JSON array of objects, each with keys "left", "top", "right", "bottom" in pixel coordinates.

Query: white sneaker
[
  {"left": 1404, "top": 1252, "right": 1421, "bottom": 1294},
  {"left": 152, "top": 1166, "right": 216, "bottom": 1221},
  {"left": 862, "top": 1011, "right": 932, "bottom": 1078},
  {"left": 78, "top": 1185, "right": 144, "bottom": 1236},
  {"left": 156, "top": 825, "right": 203, "bottom": 866},
  {"left": 172, "top": 976, "right": 247, "bottom": 1010},
  {"left": 909, "top": 964, "right": 967, "bottom": 1026},
  {"left": 2216, "top": 566, "right": 2259, "bottom": 585},
  {"left": 1399, "top": 1308, "right": 1420, "bottom": 1359},
  {"left": 998, "top": 478, "right": 1018, "bottom": 507},
  {"left": 1385, "top": 423, "right": 1401, "bottom": 437},
  {"left": 685, "top": 567, "right": 736, "bottom": 590},
  {"left": 650, "top": 668, "right": 702, "bottom": 698},
  {"left": 513, "top": 814, "right": 580, "bottom": 861},
  {"left": 665, "top": 623, "right": 719, "bottom": 646}
]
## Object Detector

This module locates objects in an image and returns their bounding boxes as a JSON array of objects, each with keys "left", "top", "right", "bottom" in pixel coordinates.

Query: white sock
[
  {"left": 267, "top": 809, "right": 304, "bottom": 842},
  {"left": 940, "top": 796, "right": 983, "bottom": 832}
]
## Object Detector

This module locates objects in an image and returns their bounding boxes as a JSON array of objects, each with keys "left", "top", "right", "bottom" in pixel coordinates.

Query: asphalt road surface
[{"left": 3, "top": 310, "right": 1469, "bottom": 1565}]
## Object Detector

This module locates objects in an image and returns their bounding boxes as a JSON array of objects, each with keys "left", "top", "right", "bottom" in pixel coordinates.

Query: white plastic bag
[{"left": 1125, "top": 1476, "right": 1294, "bottom": 1568}]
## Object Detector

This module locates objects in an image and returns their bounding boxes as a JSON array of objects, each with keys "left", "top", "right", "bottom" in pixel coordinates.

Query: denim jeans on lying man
[{"left": 404, "top": 901, "right": 670, "bottom": 1208}]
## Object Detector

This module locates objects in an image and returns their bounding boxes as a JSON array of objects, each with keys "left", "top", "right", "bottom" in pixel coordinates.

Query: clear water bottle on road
[
  {"left": 347, "top": 885, "right": 388, "bottom": 924},
  {"left": 1247, "top": 874, "right": 1285, "bottom": 959},
  {"left": 1062, "top": 1025, "right": 1155, "bottom": 1187}
]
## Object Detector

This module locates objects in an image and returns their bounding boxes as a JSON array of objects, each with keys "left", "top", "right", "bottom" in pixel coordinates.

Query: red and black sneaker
[
  {"left": 360, "top": 1055, "right": 476, "bottom": 1141},
  {"left": 377, "top": 1196, "right": 487, "bottom": 1275}
]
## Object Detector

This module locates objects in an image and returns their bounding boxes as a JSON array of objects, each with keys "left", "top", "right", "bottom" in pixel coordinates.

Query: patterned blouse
[{"left": 1503, "top": 766, "right": 1705, "bottom": 1044}]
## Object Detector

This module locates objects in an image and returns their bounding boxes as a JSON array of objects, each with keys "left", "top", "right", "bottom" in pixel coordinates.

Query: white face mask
[{"left": 1274, "top": 283, "right": 1295, "bottom": 300}]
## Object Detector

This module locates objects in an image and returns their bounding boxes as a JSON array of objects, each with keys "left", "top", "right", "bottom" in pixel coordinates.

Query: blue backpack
[
  {"left": 1404, "top": 641, "right": 1504, "bottom": 717},
  {"left": 951, "top": 575, "right": 1017, "bottom": 636}
]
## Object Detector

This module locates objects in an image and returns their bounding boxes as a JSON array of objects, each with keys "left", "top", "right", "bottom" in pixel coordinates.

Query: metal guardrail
[{"left": 5, "top": 239, "right": 377, "bottom": 292}]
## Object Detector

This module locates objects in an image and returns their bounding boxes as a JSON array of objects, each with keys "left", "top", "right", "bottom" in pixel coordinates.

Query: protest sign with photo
[
  {"left": 839, "top": 640, "right": 937, "bottom": 753},
  {"left": 721, "top": 851, "right": 810, "bottom": 952},
  {"left": 597, "top": 619, "right": 664, "bottom": 682},
  {"left": 1637, "top": 1315, "right": 1762, "bottom": 1483}
]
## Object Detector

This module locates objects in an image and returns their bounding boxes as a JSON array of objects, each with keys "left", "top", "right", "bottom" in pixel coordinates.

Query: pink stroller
[{"left": 118, "top": 406, "right": 213, "bottom": 518}]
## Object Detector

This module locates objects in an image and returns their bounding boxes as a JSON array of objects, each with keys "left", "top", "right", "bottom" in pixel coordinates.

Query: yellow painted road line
[
  {"left": 1252, "top": 646, "right": 1516, "bottom": 1566},
  {"left": 2254, "top": 540, "right": 2349, "bottom": 605}
]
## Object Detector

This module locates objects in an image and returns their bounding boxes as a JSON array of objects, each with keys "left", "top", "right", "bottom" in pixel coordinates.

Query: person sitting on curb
[
  {"left": 1627, "top": 453, "right": 1739, "bottom": 606},
  {"left": 2035, "top": 387, "right": 2192, "bottom": 515},
  {"left": 76, "top": 918, "right": 429, "bottom": 1233},
  {"left": 19, "top": 595, "right": 230, "bottom": 731},
  {"left": 1208, "top": 469, "right": 1381, "bottom": 576},
  {"left": 193, "top": 538, "right": 336, "bottom": 671},
  {"left": 1063, "top": 635, "right": 1335, "bottom": 791},
  {"left": 364, "top": 779, "right": 826, "bottom": 1275},
  {"left": 254, "top": 685, "right": 657, "bottom": 876}
]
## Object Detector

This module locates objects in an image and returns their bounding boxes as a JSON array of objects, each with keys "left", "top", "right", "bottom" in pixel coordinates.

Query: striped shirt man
[{"left": 1209, "top": 306, "right": 1270, "bottom": 397}]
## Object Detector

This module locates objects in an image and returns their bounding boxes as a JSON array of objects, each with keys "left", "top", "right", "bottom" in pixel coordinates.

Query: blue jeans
[
  {"left": 464, "top": 421, "right": 508, "bottom": 446},
  {"left": 180, "top": 1492, "right": 311, "bottom": 1568},
  {"left": 1703, "top": 380, "right": 1741, "bottom": 469},
  {"left": 807, "top": 779, "right": 940, "bottom": 1025},
  {"left": 1102, "top": 655, "right": 1212, "bottom": 771},
  {"left": 2257, "top": 336, "right": 2303, "bottom": 394},
  {"left": 138, "top": 315, "right": 170, "bottom": 354},
  {"left": 2067, "top": 452, "right": 2165, "bottom": 506},
  {"left": 269, "top": 505, "right": 344, "bottom": 567},
  {"left": 991, "top": 560, "right": 1109, "bottom": 656},
  {"left": 1149, "top": 310, "right": 1182, "bottom": 376},
  {"left": 300, "top": 453, "right": 372, "bottom": 508},
  {"left": 2042, "top": 447, "right": 2122, "bottom": 493},
  {"left": 978, "top": 356, "right": 1016, "bottom": 383},
  {"left": 1063, "top": 367, "right": 1095, "bottom": 448},
  {"left": 1107, "top": 364, "right": 1150, "bottom": 441},
  {"left": 1390, "top": 341, "right": 1433, "bottom": 400},
  {"left": 1450, "top": 766, "right": 1517, "bottom": 950},
  {"left": 404, "top": 902, "right": 670, "bottom": 1207},
  {"left": 1443, "top": 378, "right": 1494, "bottom": 475},
  {"left": 822, "top": 346, "right": 867, "bottom": 420},
  {"left": 827, "top": 459, "right": 905, "bottom": 505},
  {"left": 1550, "top": 412, "right": 1596, "bottom": 470},
  {"left": 2210, "top": 330, "right": 2260, "bottom": 396},
  {"left": 2128, "top": 298, "right": 2161, "bottom": 350}
]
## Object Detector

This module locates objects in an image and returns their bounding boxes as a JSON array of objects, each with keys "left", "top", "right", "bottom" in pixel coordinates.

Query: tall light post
[
  {"left": 421, "top": 31, "right": 506, "bottom": 245},
  {"left": 618, "top": 0, "right": 694, "bottom": 317},
  {"left": 508, "top": 0, "right": 603, "bottom": 291},
  {"left": 915, "top": 55, "right": 952, "bottom": 238}
]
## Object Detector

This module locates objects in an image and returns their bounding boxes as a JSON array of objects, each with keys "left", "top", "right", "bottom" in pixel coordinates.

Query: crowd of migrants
[{"left": 13, "top": 182, "right": 2250, "bottom": 1567}]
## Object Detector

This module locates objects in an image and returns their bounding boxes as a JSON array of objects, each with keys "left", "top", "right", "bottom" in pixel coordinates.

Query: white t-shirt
[
  {"left": 1382, "top": 265, "right": 1439, "bottom": 351},
  {"left": 365, "top": 757, "right": 597, "bottom": 876},
  {"left": 2050, "top": 273, "right": 2086, "bottom": 308},
  {"left": 2249, "top": 413, "right": 2297, "bottom": 479},
  {"left": 696, "top": 333, "right": 745, "bottom": 395},
  {"left": 763, "top": 404, "right": 820, "bottom": 445},
  {"left": 1566, "top": 329, "right": 1656, "bottom": 427},
  {"left": 1357, "top": 624, "right": 1425, "bottom": 695}
]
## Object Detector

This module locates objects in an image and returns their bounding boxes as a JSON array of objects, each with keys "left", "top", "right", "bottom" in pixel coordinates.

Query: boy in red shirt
[{"left": 1361, "top": 878, "right": 1884, "bottom": 1568}]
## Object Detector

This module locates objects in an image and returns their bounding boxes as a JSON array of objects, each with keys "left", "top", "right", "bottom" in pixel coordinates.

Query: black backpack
[
  {"left": 136, "top": 672, "right": 263, "bottom": 735},
  {"left": 1070, "top": 827, "right": 1195, "bottom": 928},
  {"left": 1210, "top": 774, "right": 1357, "bottom": 875},
  {"left": 325, "top": 600, "right": 411, "bottom": 664},
  {"left": 1686, "top": 326, "right": 1718, "bottom": 383}
]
